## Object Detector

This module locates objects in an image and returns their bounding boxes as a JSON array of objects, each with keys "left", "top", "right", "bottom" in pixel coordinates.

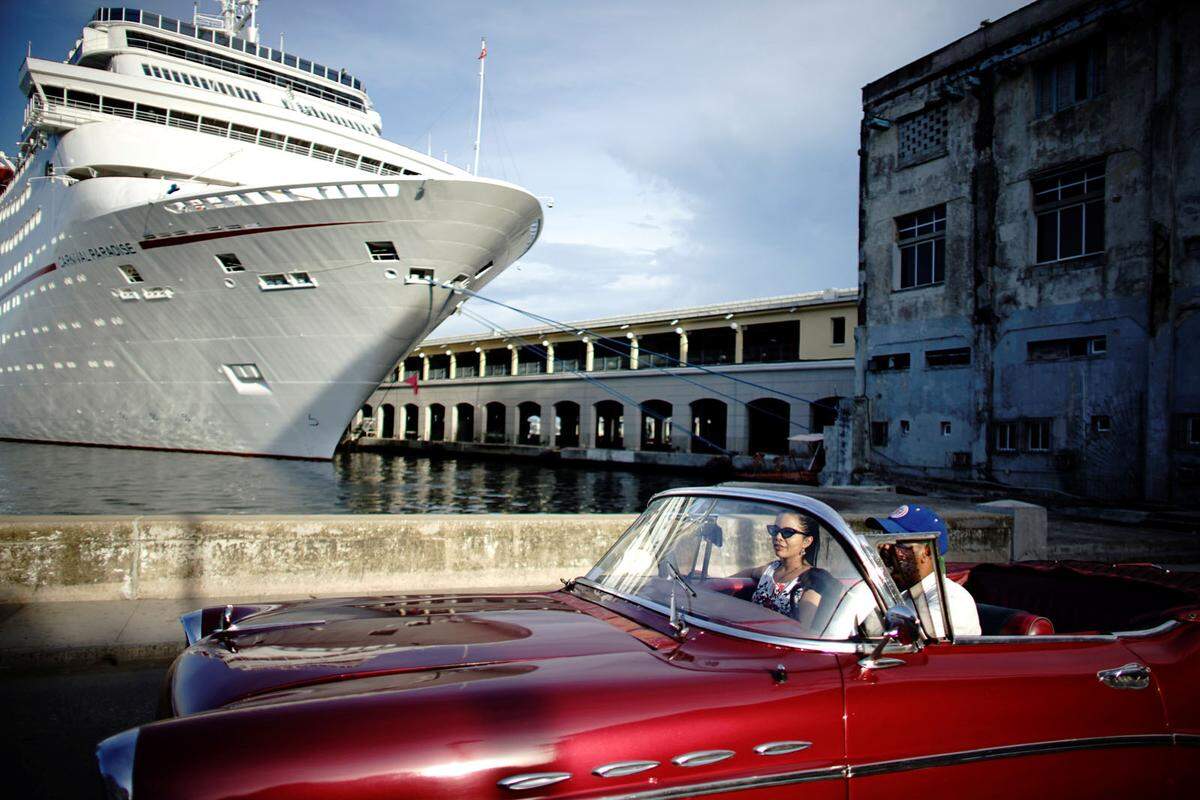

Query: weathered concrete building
[
  {"left": 357, "top": 290, "right": 855, "bottom": 467},
  {"left": 852, "top": 0, "right": 1198, "bottom": 502}
]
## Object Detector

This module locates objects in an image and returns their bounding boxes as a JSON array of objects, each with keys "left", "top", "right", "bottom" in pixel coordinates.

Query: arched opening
[
  {"left": 747, "top": 397, "right": 790, "bottom": 455},
  {"left": 641, "top": 399, "right": 673, "bottom": 451},
  {"left": 554, "top": 401, "right": 580, "bottom": 447},
  {"left": 455, "top": 402, "right": 475, "bottom": 442},
  {"left": 379, "top": 403, "right": 395, "bottom": 438},
  {"left": 518, "top": 401, "right": 542, "bottom": 445},
  {"left": 485, "top": 402, "right": 507, "bottom": 443},
  {"left": 358, "top": 404, "right": 375, "bottom": 436},
  {"left": 428, "top": 403, "right": 446, "bottom": 441},
  {"left": 595, "top": 400, "right": 624, "bottom": 449},
  {"left": 690, "top": 398, "right": 727, "bottom": 454},
  {"left": 403, "top": 403, "right": 418, "bottom": 439},
  {"left": 810, "top": 396, "right": 841, "bottom": 434}
]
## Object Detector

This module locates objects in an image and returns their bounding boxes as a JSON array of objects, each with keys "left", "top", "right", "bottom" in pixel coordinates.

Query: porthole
[{"left": 384, "top": 268, "right": 398, "bottom": 280}]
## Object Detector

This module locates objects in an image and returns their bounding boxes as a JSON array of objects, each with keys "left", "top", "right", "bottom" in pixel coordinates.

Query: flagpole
[{"left": 472, "top": 37, "right": 486, "bottom": 175}]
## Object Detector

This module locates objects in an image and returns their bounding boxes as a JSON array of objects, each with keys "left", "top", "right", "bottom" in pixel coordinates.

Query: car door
[{"left": 838, "top": 636, "right": 1171, "bottom": 798}]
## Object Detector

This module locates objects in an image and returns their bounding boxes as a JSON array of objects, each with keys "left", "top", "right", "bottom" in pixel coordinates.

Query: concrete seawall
[{"left": 0, "top": 512, "right": 1015, "bottom": 602}]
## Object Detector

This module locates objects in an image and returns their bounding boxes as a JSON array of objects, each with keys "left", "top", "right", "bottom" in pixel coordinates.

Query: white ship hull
[{"left": 0, "top": 166, "right": 540, "bottom": 458}]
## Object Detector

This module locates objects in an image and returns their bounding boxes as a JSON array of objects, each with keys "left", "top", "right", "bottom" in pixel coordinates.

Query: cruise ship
[{"left": 0, "top": 2, "right": 542, "bottom": 459}]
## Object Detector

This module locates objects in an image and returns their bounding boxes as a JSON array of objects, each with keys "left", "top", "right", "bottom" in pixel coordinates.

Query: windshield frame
[{"left": 575, "top": 486, "right": 906, "bottom": 654}]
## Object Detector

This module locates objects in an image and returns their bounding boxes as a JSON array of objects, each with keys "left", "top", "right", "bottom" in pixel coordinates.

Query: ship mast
[
  {"left": 194, "top": 0, "right": 261, "bottom": 44},
  {"left": 472, "top": 37, "right": 486, "bottom": 175}
]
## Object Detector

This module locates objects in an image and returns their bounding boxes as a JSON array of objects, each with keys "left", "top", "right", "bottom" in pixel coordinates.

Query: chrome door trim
[
  {"left": 593, "top": 760, "right": 660, "bottom": 778},
  {"left": 846, "top": 734, "right": 1175, "bottom": 778},
  {"left": 594, "top": 734, "right": 1185, "bottom": 799},
  {"left": 754, "top": 740, "right": 813, "bottom": 755},
  {"left": 595, "top": 765, "right": 846, "bottom": 799},
  {"left": 671, "top": 750, "right": 735, "bottom": 767},
  {"left": 573, "top": 578, "right": 861, "bottom": 654}
]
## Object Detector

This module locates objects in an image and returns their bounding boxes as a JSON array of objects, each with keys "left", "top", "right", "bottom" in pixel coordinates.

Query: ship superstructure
[{"left": 0, "top": 4, "right": 541, "bottom": 458}]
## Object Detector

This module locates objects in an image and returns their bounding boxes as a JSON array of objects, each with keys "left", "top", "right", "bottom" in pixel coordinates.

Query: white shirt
[{"left": 821, "top": 572, "right": 980, "bottom": 640}]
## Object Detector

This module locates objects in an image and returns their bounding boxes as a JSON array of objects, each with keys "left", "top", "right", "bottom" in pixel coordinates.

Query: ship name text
[{"left": 59, "top": 242, "right": 137, "bottom": 267}]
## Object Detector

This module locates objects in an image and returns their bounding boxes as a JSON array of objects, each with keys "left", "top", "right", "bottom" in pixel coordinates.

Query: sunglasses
[{"left": 766, "top": 524, "right": 806, "bottom": 539}]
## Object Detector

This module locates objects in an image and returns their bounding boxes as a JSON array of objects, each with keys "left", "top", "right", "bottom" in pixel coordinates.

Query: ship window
[
  {"left": 284, "top": 54, "right": 298, "bottom": 68},
  {"left": 251, "top": 91, "right": 261, "bottom": 102},
  {"left": 312, "top": 144, "right": 336, "bottom": 162},
  {"left": 217, "top": 83, "right": 228, "bottom": 94},
  {"left": 367, "top": 241, "right": 400, "bottom": 262},
  {"left": 215, "top": 253, "right": 245, "bottom": 273},
  {"left": 258, "top": 273, "right": 290, "bottom": 289},
  {"left": 299, "top": 58, "right": 312, "bottom": 72},
  {"left": 222, "top": 363, "right": 269, "bottom": 394},
  {"left": 230, "top": 123, "right": 257, "bottom": 143},
  {"left": 141, "top": 63, "right": 151, "bottom": 76},
  {"left": 168, "top": 110, "right": 199, "bottom": 131},
  {"left": 170, "top": 70, "right": 182, "bottom": 82},
  {"left": 289, "top": 271, "right": 316, "bottom": 287},
  {"left": 284, "top": 138, "right": 312, "bottom": 156},
  {"left": 117, "top": 264, "right": 144, "bottom": 284},
  {"left": 151, "top": 66, "right": 163, "bottom": 78},
  {"left": 181, "top": 73, "right": 194, "bottom": 86},
  {"left": 199, "top": 78, "right": 211, "bottom": 90},
  {"left": 258, "top": 130, "right": 285, "bottom": 149},
  {"left": 135, "top": 103, "right": 167, "bottom": 124},
  {"left": 360, "top": 157, "right": 381, "bottom": 173},
  {"left": 335, "top": 151, "right": 359, "bottom": 168},
  {"left": 234, "top": 86, "right": 246, "bottom": 99},
  {"left": 407, "top": 268, "right": 435, "bottom": 284}
]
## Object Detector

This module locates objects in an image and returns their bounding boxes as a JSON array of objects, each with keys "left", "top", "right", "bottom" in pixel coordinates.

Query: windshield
[{"left": 584, "top": 495, "right": 882, "bottom": 641}]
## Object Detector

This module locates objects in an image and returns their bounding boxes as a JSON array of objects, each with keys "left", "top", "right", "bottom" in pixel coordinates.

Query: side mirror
[{"left": 858, "top": 604, "right": 920, "bottom": 670}]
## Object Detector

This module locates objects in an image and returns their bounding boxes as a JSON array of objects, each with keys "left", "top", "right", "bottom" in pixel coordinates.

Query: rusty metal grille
[{"left": 897, "top": 106, "right": 948, "bottom": 166}]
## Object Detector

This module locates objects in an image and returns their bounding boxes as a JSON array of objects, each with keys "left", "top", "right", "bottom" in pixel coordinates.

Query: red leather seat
[{"left": 976, "top": 603, "right": 1055, "bottom": 636}]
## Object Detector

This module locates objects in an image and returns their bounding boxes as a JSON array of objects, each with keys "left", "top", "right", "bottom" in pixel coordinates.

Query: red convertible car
[{"left": 97, "top": 486, "right": 1200, "bottom": 799}]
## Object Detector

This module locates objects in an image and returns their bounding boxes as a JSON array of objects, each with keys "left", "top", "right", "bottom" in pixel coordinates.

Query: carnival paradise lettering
[{"left": 59, "top": 242, "right": 137, "bottom": 267}]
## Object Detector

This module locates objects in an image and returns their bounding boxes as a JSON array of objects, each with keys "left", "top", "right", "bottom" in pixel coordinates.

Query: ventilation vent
[{"left": 897, "top": 105, "right": 948, "bottom": 167}]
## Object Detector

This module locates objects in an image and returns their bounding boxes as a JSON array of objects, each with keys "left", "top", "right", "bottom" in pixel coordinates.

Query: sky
[{"left": 2, "top": 0, "right": 1028, "bottom": 337}]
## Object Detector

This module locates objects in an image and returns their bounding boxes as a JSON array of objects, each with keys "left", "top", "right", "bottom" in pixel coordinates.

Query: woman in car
[{"left": 738, "top": 511, "right": 841, "bottom": 631}]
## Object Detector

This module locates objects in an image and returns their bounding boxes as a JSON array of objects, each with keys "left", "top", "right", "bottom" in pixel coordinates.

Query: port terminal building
[{"left": 356, "top": 290, "right": 856, "bottom": 468}]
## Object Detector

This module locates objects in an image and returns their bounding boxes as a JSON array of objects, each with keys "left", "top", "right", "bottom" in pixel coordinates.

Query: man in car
[{"left": 823, "top": 504, "right": 981, "bottom": 639}]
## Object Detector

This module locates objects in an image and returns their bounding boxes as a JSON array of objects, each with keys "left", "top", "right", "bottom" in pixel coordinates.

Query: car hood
[{"left": 171, "top": 591, "right": 670, "bottom": 715}]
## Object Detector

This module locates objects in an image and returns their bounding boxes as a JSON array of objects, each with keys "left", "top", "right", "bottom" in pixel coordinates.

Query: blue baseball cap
[{"left": 866, "top": 504, "right": 949, "bottom": 555}]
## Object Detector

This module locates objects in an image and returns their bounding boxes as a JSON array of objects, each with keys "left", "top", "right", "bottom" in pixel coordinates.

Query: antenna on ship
[
  {"left": 472, "top": 37, "right": 487, "bottom": 175},
  {"left": 194, "top": 0, "right": 260, "bottom": 44}
]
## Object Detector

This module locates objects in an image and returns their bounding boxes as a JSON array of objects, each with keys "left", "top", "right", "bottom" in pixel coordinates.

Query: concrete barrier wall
[{"left": 0, "top": 512, "right": 1014, "bottom": 602}]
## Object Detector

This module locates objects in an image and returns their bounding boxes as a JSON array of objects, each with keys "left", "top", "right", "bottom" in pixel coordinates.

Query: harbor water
[{"left": 0, "top": 442, "right": 699, "bottom": 515}]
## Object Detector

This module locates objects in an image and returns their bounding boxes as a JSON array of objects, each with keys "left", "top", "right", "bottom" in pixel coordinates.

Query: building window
[
  {"left": 900, "top": 420, "right": 910, "bottom": 436},
  {"left": 1033, "top": 161, "right": 1105, "bottom": 264},
  {"left": 1036, "top": 39, "right": 1105, "bottom": 116},
  {"left": 1024, "top": 418, "right": 1052, "bottom": 453},
  {"left": 925, "top": 347, "right": 970, "bottom": 368},
  {"left": 1174, "top": 415, "right": 1200, "bottom": 450},
  {"left": 897, "top": 105, "right": 948, "bottom": 167},
  {"left": 994, "top": 421, "right": 1018, "bottom": 453},
  {"left": 831, "top": 316, "right": 846, "bottom": 346},
  {"left": 896, "top": 204, "right": 945, "bottom": 289},
  {"left": 1091, "top": 415, "right": 1111, "bottom": 434},
  {"left": 215, "top": 253, "right": 244, "bottom": 273},
  {"left": 366, "top": 241, "right": 400, "bottom": 261},
  {"left": 940, "top": 421, "right": 952, "bottom": 436},
  {"left": 1027, "top": 335, "right": 1107, "bottom": 362},
  {"left": 871, "top": 421, "right": 889, "bottom": 447},
  {"left": 867, "top": 352, "right": 911, "bottom": 371}
]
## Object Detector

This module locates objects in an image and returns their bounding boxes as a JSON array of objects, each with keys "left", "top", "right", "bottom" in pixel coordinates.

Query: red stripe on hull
[
  {"left": 138, "top": 220, "right": 375, "bottom": 250},
  {"left": 0, "top": 262, "right": 57, "bottom": 303},
  {"left": 0, "top": 436, "right": 332, "bottom": 462}
]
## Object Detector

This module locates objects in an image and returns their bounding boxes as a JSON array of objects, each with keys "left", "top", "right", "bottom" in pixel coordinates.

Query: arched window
[
  {"left": 485, "top": 402, "right": 506, "bottom": 443},
  {"left": 747, "top": 397, "right": 790, "bottom": 455},
  {"left": 554, "top": 401, "right": 580, "bottom": 448},
  {"left": 640, "top": 399, "right": 673, "bottom": 451},
  {"left": 595, "top": 400, "right": 624, "bottom": 449},
  {"left": 403, "top": 403, "right": 418, "bottom": 439},
  {"left": 379, "top": 403, "right": 395, "bottom": 438},
  {"left": 428, "top": 403, "right": 446, "bottom": 441},
  {"left": 518, "top": 401, "right": 541, "bottom": 445},
  {"left": 455, "top": 403, "right": 475, "bottom": 442},
  {"left": 689, "top": 398, "right": 727, "bottom": 454}
]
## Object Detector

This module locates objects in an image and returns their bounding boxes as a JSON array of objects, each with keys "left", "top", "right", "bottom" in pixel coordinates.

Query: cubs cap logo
[{"left": 889, "top": 505, "right": 909, "bottom": 519}]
